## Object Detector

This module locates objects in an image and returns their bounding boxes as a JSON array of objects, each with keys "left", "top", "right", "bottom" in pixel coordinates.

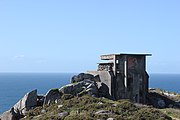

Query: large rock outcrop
[
  {"left": 1, "top": 73, "right": 179, "bottom": 120},
  {"left": 60, "top": 79, "right": 98, "bottom": 97},
  {"left": 0, "top": 73, "right": 111, "bottom": 119},
  {"left": 71, "top": 73, "right": 94, "bottom": 83},
  {"left": 0, "top": 108, "right": 20, "bottom": 120},
  {"left": 0, "top": 90, "right": 37, "bottom": 120},
  {"left": 147, "top": 90, "right": 180, "bottom": 109},
  {"left": 97, "top": 82, "right": 111, "bottom": 99},
  {"left": 43, "top": 89, "right": 62, "bottom": 105},
  {"left": 13, "top": 89, "right": 37, "bottom": 115}
]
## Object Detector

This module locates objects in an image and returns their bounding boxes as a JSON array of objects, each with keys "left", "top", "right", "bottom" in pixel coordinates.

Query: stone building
[{"left": 88, "top": 53, "right": 151, "bottom": 103}]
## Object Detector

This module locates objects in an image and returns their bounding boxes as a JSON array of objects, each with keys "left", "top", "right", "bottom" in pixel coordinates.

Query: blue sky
[{"left": 0, "top": 0, "right": 180, "bottom": 73}]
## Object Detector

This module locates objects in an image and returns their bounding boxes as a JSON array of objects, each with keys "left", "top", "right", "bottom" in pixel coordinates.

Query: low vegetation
[
  {"left": 161, "top": 108, "right": 180, "bottom": 120},
  {"left": 22, "top": 94, "right": 172, "bottom": 120}
]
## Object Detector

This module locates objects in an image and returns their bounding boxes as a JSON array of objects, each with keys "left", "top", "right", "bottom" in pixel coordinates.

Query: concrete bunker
[{"left": 88, "top": 53, "right": 151, "bottom": 103}]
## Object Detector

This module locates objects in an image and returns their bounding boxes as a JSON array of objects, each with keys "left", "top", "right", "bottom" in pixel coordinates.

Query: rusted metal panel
[{"left": 90, "top": 53, "right": 151, "bottom": 103}]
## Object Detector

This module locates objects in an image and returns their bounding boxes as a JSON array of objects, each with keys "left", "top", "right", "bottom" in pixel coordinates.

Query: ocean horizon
[{"left": 0, "top": 72, "right": 180, "bottom": 114}]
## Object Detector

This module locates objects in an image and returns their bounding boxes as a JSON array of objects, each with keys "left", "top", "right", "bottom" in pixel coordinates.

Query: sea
[{"left": 0, "top": 73, "right": 180, "bottom": 114}]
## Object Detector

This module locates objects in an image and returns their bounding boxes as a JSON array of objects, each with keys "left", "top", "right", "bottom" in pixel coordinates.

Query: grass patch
[
  {"left": 23, "top": 95, "right": 172, "bottom": 120},
  {"left": 161, "top": 108, "right": 180, "bottom": 119}
]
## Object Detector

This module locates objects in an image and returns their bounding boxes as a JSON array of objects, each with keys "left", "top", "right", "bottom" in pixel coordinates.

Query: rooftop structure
[{"left": 88, "top": 53, "right": 151, "bottom": 103}]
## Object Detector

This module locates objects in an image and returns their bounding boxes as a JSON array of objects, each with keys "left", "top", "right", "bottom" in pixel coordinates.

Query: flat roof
[
  {"left": 101, "top": 53, "right": 152, "bottom": 60},
  {"left": 101, "top": 53, "right": 152, "bottom": 56},
  {"left": 119, "top": 53, "right": 152, "bottom": 56},
  {"left": 97, "top": 62, "right": 113, "bottom": 64}
]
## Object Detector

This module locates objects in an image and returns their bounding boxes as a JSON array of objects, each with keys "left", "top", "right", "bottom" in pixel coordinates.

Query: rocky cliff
[{"left": 0, "top": 73, "right": 180, "bottom": 120}]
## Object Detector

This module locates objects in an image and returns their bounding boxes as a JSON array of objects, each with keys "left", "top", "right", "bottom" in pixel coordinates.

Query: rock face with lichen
[
  {"left": 43, "top": 89, "right": 62, "bottom": 105},
  {"left": 71, "top": 73, "right": 94, "bottom": 83},
  {"left": 0, "top": 73, "right": 179, "bottom": 120},
  {"left": 0, "top": 73, "right": 102, "bottom": 120},
  {"left": 0, "top": 90, "right": 38, "bottom": 120},
  {"left": 0, "top": 108, "right": 20, "bottom": 120},
  {"left": 13, "top": 89, "right": 38, "bottom": 115},
  {"left": 60, "top": 79, "right": 99, "bottom": 97},
  {"left": 147, "top": 88, "right": 180, "bottom": 109}
]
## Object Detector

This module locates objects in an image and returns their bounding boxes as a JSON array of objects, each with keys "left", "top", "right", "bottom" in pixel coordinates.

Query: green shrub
[
  {"left": 61, "top": 94, "right": 74, "bottom": 100},
  {"left": 23, "top": 95, "right": 172, "bottom": 120},
  {"left": 134, "top": 108, "right": 171, "bottom": 120}
]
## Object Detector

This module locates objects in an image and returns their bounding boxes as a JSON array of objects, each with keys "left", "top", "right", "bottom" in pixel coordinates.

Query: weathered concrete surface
[
  {"left": 87, "top": 71, "right": 113, "bottom": 97},
  {"left": 88, "top": 53, "right": 151, "bottom": 103}
]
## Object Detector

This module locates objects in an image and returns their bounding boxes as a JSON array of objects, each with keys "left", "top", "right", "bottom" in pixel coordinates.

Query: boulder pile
[{"left": 0, "top": 73, "right": 110, "bottom": 120}]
